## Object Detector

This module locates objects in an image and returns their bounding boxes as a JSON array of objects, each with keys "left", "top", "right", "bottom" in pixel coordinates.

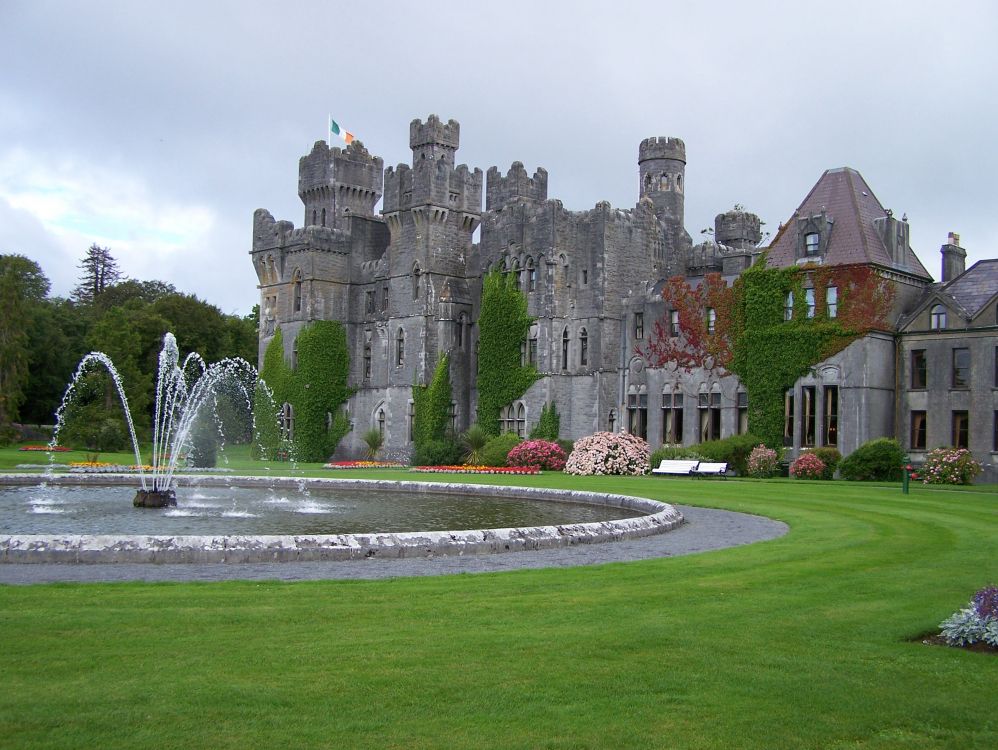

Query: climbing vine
[
  {"left": 641, "top": 260, "right": 895, "bottom": 447},
  {"left": 255, "top": 321, "right": 353, "bottom": 462},
  {"left": 476, "top": 270, "right": 540, "bottom": 436},
  {"left": 412, "top": 353, "right": 453, "bottom": 448}
]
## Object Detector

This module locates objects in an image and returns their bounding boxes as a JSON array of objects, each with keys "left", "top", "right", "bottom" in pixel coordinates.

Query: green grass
[{"left": 1, "top": 466, "right": 996, "bottom": 748}]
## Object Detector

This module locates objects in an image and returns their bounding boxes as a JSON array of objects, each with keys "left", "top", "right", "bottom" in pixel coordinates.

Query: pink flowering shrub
[
  {"left": 746, "top": 444, "right": 779, "bottom": 478},
  {"left": 790, "top": 451, "right": 826, "bottom": 480},
  {"left": 506, "top": 439, "right": 567, "bottom": 471},
  {"left": 921, "top": 447, "right": 982, "bottom": 485},
  {"left": 564, "top": 431, "right": 649, "bottom": 476}
]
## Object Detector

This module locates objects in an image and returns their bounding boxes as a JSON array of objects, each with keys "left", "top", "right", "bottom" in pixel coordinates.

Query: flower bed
[
  {"left": 66, "top": 463, "right": 233, "bottom": 474},
  {"left": 410, "top": 465, "right": 540, "bottom": 475},
  {"left": 324, "top": 460, "right": 406, "bottom": 469},
  {"left": 19, "top": 445, "right": 70, "bottom": 452},
  {"left": 938, "top": 585, "right": 998, "bottom": 650}
]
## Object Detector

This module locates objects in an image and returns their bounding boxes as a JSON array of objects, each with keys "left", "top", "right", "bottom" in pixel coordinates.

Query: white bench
[
  {"left": 651, "top": 460, "right": 699, "bottom": 476},
  {"left": 693, "top": 462, "right": 728, "bottom": 478}
]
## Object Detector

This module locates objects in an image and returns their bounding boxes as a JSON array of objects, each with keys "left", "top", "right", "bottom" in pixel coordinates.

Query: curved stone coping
[{"left": 0, "top": 474, "right": 683, "bottom": 564}]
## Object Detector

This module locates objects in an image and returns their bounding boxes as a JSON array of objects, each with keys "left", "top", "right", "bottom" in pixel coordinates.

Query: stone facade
[{"left": 251, "top": 115, "right": 996, "bottom": 480}]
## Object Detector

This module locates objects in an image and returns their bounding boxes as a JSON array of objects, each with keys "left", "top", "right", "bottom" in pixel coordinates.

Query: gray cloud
[{"left": 2, "top": 0, "right": 994, "bottom": 312}]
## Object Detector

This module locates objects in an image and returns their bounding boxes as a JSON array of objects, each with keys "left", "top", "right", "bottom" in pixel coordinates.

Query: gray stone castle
[{"left": 251, "top": 115, "right": 998, "bottom": 480}]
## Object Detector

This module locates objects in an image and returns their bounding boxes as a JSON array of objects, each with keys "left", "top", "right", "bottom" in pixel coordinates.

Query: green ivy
[
  {"left": 412, "top": 353, "right": 453, "bottom": 449},
  {"left": 476, "top": 270, "right": 539, "bottom": 436},
  {"left": 529, "top": 401, "right": 560, "bottom": 440},
  {"left": 727, "top": 261, "right": 862, "bottom": 448},
  {"left": 254, "top": 321, "right": 353, "bottom": 462}
]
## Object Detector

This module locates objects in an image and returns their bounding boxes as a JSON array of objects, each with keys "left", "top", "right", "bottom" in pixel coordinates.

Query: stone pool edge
[{"left": 0, "top": 474, "right": 684, "bottom": 564}]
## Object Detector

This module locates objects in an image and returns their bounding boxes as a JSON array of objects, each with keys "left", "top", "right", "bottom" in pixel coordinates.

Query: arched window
[
  {"left": 511, "top": 258, "right": 521, "bottom": 291},
  {"left": 516, "top": 403, "right": 526, "bottom": 437},
  {"left": 363, "top": 339, "right": 372, "bottom": 379},
  {"left": 561, "top": 327, "right": 570, "bottom": 370},
  {"left": 608, "top": 409, "right": 616, "bottom": 433},
  {"left": 377, "top": 408, "right": 386, "bottom": 437},
  {"left": 627, "top": 386, "right": 648, "bottom": 440},
  {"left": 396, "top": 327, "right": 405, "bottom": 366},
  {"left": 528, "top": 325, "right": 538, "bottom": 366},
  {"left": 312, "top": 209, "right": 317, "bottom": 226},
  {"left": 930, "top": 304, "right": 947, "bottom": 330},
  {"left": 676, "top": 174, "right": 683, "bottom": 192},
  {"left": 412, "top": 264, "right": 421, "bottom": 301},
  {"left": 579, "top": 328, "right": 588, "bottom": 367},
  {"left": 321, "top": 208, "right": 326, "bottom": 227},
  {"left": 526, "top": 257, "right": 536, "bottom": 292},
  {"left": 281, "top": 402, "right": 295, "bottom": 441},
  {"left": 292, "top": 269, "right": 303, "bottom": 313}
]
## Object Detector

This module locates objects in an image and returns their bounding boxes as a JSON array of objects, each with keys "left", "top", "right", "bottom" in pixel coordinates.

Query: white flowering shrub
[{"left": 564, "top": 431, "right": 650, "bottom": 476}]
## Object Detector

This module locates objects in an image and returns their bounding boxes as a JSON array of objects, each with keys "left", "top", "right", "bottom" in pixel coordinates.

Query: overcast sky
[{"left": 2, "top": 0, "right": 995, "bottom": 315}]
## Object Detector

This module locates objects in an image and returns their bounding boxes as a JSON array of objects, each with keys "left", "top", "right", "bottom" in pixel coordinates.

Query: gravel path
[{"left": 0, "top": 505, "right": 787, "bottom": 584}]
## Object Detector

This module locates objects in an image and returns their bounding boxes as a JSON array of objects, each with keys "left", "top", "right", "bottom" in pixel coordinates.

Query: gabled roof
[
  {"left": 765, "top": 167, "right": 931, "bottom": 279},
  {"left": 942, "top": 258, "right": 998, "bottom": 318},
  {"left": 898, "top": 259, "right": 998, "bottom": 329}
]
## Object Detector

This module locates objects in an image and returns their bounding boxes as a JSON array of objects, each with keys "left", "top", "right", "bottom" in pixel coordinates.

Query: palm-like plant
[
  {"left": 460, "top": 424, "right": 489, "bottom": 465},
  {"left": 361, "top": 428, "right": 383, "bottom": 459}
]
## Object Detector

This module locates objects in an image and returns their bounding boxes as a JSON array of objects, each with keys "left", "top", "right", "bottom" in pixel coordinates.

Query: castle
[{"left": 251, "top": 115, "right": 998, "bottom": 480}]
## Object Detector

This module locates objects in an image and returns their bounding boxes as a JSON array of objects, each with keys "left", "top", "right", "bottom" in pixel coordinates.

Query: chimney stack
[{"left": 940, "top": 232, "right": 966, "bottom": 282}]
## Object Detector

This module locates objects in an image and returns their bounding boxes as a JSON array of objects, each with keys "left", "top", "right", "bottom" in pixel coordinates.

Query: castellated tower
[
  {"left": 298, "top": 140, "right": 384, "bottom": 229},
  {"left": 639, "top": 137, "right": 686, "bottom": 226},
  {"left": 714, "top": 207, "right": 762, "bottom": 249}
]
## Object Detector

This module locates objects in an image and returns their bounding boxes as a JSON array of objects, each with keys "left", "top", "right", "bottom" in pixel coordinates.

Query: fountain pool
[{"left": 0, "top": 475, "right": 683, "bottom": 563}]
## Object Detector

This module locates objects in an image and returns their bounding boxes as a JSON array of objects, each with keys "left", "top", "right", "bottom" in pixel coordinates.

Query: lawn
[{"left": 0, "top": 461, "right": 996, "bottom": 748}]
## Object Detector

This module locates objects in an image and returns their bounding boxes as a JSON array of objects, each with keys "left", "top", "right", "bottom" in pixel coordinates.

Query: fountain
[{"left": 51, "top": 333, "right": 260, "bottom": 508}]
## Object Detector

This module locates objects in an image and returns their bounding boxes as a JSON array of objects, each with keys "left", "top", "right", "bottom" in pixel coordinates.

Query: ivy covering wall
[
  {"left": 255, "top": 321, "right": 352, "bottom": 462},
  {"left": 412, "top": 353, "right": 452, "bottom": 448},
  {"left": 476, "top": 270, "right": 539, "bottom": 436}
]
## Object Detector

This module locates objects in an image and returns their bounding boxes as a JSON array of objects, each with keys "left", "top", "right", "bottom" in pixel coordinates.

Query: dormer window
[{"left": 804, "top": 233, "right": 820, "bottom": 256}]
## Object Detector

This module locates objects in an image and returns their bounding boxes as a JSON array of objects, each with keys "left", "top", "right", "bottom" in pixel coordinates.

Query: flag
[{"left": 329, "top": 118, "right": 355, "bottom": 145}]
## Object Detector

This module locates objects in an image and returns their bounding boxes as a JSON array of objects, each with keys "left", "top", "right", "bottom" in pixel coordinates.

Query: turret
[
  {"left": 714, "top": 206, "right": 763, "bottom": 250},
  {"left": 409, "top": 115, "right": 460, "bottom": 168},
  {"left": 638, "top": 137, "right": 686, "bottom": 226},
  {"left": 298, "top": 140, "right": 384, "bottom": 229},
  {"left": 485, "top": 162, "right": 548, "bottom": 211}
]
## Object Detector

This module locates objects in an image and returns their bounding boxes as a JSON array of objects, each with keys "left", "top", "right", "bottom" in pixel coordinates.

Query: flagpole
[{"left": 327, "top": 113, "right": 332, "bottom": 147}]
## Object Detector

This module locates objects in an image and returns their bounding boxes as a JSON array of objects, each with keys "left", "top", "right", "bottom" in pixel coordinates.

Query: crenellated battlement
[
  {"left": 410, "top": 114, "right": 460, "bottom": 150},
  {"left": 383, "top": 160, "right": 482, "bottom": 216},
  {"left": 298, "top": 140, "right": 383, "bottom": 228},
  {"left": 714, "top": 206, "right": 762, "bottom": 250},
  {"left": 639, "top": 136, "right": 686, "bottom": 164},
  {"left": 485, "top": 162, "right": 548, "bottom": 211}
]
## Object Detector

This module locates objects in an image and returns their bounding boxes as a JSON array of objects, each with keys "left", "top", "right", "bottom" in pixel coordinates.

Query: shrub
[
  {"left": 921, "top": 447, "right": 983, "bottom": 485},
  {"left": 790, "top": 452, "right": 826, "bottom": 480},
  {"left": 507, "top": 439, "right": 567, "bottom": 471},
  {"left": 746, "top": 444, "right": 779, "bottom": 478},
  {"left": 412, "top": 438, "right": 462, "bottom": 467},
  {"left": 479, "top": 432, "right": 523, "bottom": 467},
  {"left": 838, "top": 438, "right": 905, "bottom": 482},
  {"left": 361, "top": 429, "right": 383, "bottom": 459},
  {"left": 806, "top": 447, "right": 842, "bottom": 479},
  {"left": 564, "top": 432, "right": 650, "bottom": 476},
  {"left": 556, "top": 439, "right": 574, "bottom": 457},
  {"left": 940, "top": 585, "right": 998, "bottom": 648},
  {"left": 650, "top": 444, "right": 707, "bottom": 467},
  {"left": 459, "top": 424, "right": 489, "bottom": 465},
  {"left": 692, "top": 433, "right": 763, "bottom": 476}
]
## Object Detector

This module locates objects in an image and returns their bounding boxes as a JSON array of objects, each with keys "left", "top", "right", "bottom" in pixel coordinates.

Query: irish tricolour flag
[{"left": 329, "top": 117, "right": 355, "bottom": 145}]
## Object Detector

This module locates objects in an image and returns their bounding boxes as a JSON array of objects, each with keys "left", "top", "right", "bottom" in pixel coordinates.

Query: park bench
[
  {"left": 692, "top": 461, "right": 728, "bottom": 479},
  {"left": 651, "top": 459, "right": 699, "bottom": 476}
]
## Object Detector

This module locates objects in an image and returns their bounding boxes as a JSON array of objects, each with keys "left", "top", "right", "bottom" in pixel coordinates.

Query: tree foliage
[
  {"left": 476, "top": 270, "right": 539, "bottom": 436},
  {"left": 73, "top": 244, "right": 122, "bottom": 304},
  {"left": 0, "top": 267, "right": 30, "bottom": 438}
]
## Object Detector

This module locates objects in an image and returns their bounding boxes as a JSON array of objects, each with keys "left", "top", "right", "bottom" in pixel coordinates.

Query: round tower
[
  {"left": 638, "top": 137, "right": 686, "bottom": 226},
  {"left": 714, "top": 207, "right": 762, "bottom": 250}
]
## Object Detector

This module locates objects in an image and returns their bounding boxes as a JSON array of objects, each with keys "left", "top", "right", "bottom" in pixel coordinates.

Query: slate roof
[
  {"left": 937, "top": 259, "right": 998, "bottom": 318},
  {"left": 765, "top": 167, "right": 932, "bottom": 279}
]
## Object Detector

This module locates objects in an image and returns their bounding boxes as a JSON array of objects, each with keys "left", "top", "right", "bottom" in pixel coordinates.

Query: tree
[
  {"left": 73, "top": 244, "right": 122, "bottom": 304},
  {"left": 0, "top": 254, "right": 50, "bottom": 302},
  {"left": 0, "top": 267, "right": 30, "bottom": 438}
]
